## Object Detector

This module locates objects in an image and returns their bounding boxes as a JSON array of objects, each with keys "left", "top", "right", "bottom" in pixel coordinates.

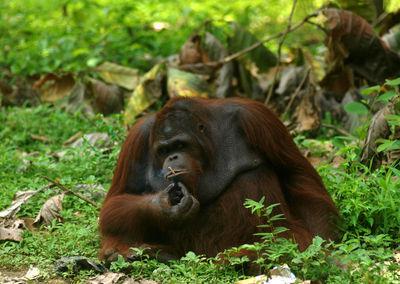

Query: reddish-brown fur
[{"left": 99, "top": 97, "right": 340, "bottom": 261}]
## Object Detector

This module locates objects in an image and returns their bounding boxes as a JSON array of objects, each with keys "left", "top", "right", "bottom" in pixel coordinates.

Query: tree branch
[{"left": 178, "top": 11, "right": 319, "bottom": 71}]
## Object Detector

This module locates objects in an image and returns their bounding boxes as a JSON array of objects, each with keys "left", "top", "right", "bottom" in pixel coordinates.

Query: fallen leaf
[
  {"left": 66, "top": 81, "right": 95, "bottom": 117},
  {"left": 235, "top": 264, "right": 296, "bottom": 284},
  {"left": 361, "top": 100, "right": 395, "bottom": 169},
  {"left": 293, "top": 88, "right": 321, "bottom": 132},
  {"left": 24, "top": 267, "right": 40, "bottom": 280},
  {"left": 93, "top": 61, "right": 140, "bottom": 90},
  {"left": 179, "top": 34, "right": 206, "bottom": 65},
  {"left": 33, "top": 73, "right": 75, "bottom": 102},
  {"left": 0, "top": 224, "right": 24, "bottom": 242},
  {"left": 124, "top": 63, "right": 167, "bottom": 124},
  {"left": 87, "top": 272, "right": 126, "bottom": 284},
  {"left": 20, "top": 217, "right": 36, "bottom": 232},
  {"left": 88, "top": 78, "right": 124, "bottom": 115},
  {"left": 204, "top": 32, "right": 234, "bottom": 98},
  {"left": 167, "top": 67, "right": 211, "bottom": 98},
  {"left": 67, "top": 132, "right": 111, "bottom": 148},
  {"left": 33, "top": 194, "right": 65, "bottom": 227},
  {"left": 0, "top": 190, "right": 42, "bottom": 219},
  {"left": 276, "top": 66, "right": 306, "bottom": 97}
]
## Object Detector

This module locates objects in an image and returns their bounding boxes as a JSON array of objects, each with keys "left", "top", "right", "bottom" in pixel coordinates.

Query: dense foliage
[{"left": 0, "top": 0, "right": 325, "bottom": 75}]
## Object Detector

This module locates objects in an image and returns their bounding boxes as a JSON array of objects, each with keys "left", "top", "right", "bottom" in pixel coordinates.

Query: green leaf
[
  {"left": 377, "top": 140, "right": 400, "bottom": 152},
  {"left": 376, "top": 90, "right": 396, "bottom": 103},
  {"left": 386, "top": 114, "right": 400, "bottom": 126},
  {"left": 385, "top": 77, "right": 400, "bottom": 86},
  {"left": 390, "top": 167, "right": 400, "bottom": 178},
  {"left": 344, "top": 102, "right": 368, "bottom": 115},
  {"left": 361, "top": 85, "right": 380, "bottom": 95},
  {"left": 86, "top": 57, "right": 101, "bottom": 68},
  {"left": 93, "top": 61, "right": 140, "bottom": 90}
]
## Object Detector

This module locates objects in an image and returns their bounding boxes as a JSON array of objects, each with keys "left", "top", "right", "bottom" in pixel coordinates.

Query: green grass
[
  {"left": 0, "top": 105, "right": 121, "bottom": 272},
  {"left": 1, "top": 104, "right": 400, "bottom": 283}
]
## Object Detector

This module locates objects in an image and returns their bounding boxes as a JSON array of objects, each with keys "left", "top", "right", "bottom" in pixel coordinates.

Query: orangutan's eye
[{"left": 198, "top": 124, "right": 205, "bottom": 132}]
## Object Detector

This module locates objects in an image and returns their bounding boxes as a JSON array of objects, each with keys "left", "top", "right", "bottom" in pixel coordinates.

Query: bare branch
[
  {"left": 265, "top": 0, "right": 298, "bottom": 105},
  {"left": 321, "top": 123, "right": 356, "bottom": 137},
  {"left": 40, "top": 175, "right": 99, "bottom": 208},
  {"left": 223, "top": 10, "right": 318, "bottom": 65},
  {"left": 282, "top": 67, "right": 311, "bottom": 118}
]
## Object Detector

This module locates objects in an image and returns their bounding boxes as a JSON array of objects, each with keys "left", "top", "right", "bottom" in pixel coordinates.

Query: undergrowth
[{"left": 1, "top": 104, "right": 400, "bottom": 283}]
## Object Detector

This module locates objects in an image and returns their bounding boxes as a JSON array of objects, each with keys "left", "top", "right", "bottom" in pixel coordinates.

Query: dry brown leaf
[
  {"left": 293, "top": 89, "right": 321, "bottom": 132},
  {"left": 33, "top": 194, "right": 65, "bottom": 227},
  {"left": 20, "top": 217, "right": 36, "bottom": 232},
  {"left": 67, "top": 132, "right": 111, "bottom": 148},
  {"left": 179, "top": 35, "right": 207, "bottom": 65},
  {"left": 66, "top": 81, "right": 95, "bottom": 116},
  {"left": 0, "top": 221, "right": 24, "bottom": 242},
  {"left": 361, "top": 101, "right": 395, "bottom": 169},
  {"left": 33, "top": 73, "right": 75, "bottom": 102},
  {"left": 87, "top": 272, "right": 127, "bottom": 284},
  {"left": 204, "top": 32, "right": 234, "bottom": 98},
  {"left": 0, "top": 190, "right": 42, "bottom": 218},
  {"left": 88, "top": 78, "right": 124, "bottom": 115},
  {"left": 24, "top": 267, "right": 40, "bottom": 280}
]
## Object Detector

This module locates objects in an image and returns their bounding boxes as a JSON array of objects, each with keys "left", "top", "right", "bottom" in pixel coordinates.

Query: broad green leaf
[
  {"left": 344, "top": 102, "right": 368, "bottom": 115},
  {"left": 386, "top": 114, "right": 400, "bottom": 126},
  {"left": 94, "top": 62, "right": 140, "bottom": 90},
  {"left": 390, "top": 167, "right": 400, "bottom": 178},
  {"left": 228, "top": 22, "right": 276, "bottom": 73},
  {"left": 377, "top": 140, "right": 400, "bottom": 152},
  {"left": 337, "top": 0, "right": 376, "bottom": 22},
  {"left": 385, "top": 77, "right": 400, "bottom": 86},
  {"left": 376, "top": 90, "right": 396, "bottom": 103},
  {"left": 361, "top": 85, "right": 380, "bottom": 95}
]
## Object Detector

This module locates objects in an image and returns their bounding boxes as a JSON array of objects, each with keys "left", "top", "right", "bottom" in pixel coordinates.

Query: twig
[
  {"left": 179, "top": 11, "right": 319, "bottom": 71},
  {"left": 372, "top": 11, "right": 388, "bottom": 28},
  {"left": 282, "top": 67, "right": 311, "bottom": 118},
  {"left": 321, "top": 123, "right": 356, "bottom": 137},
  {"left": 222, "top": 11, "right": 318, "bottom": 64},
  {"left": 265, "top": 0, "right": 298, "bottom": 106},
  {"left": 40, "top": 175, "right": 98, "bottom": 208}
]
